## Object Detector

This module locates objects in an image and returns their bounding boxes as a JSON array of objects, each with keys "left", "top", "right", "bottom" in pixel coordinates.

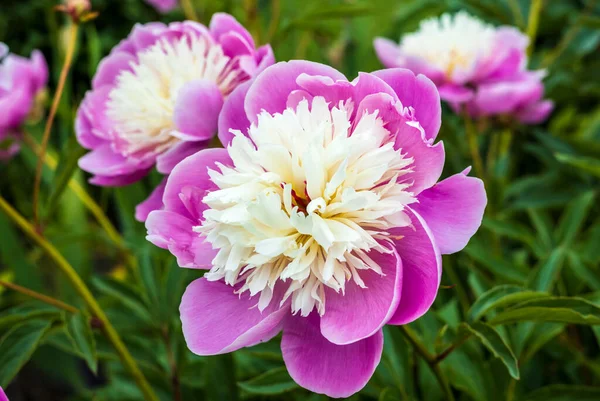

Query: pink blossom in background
[
  {"left": 145, "top": 61, "right": 487, "bottom": 397},
  {"left": 0, "top": 43, "right": 48, "bottom": 160},
  {"left": 374, "top": 11, "right": 553, "bottom": 124},
  {"left": 144, "top": 0, "right": 178, "bottom": 13},
  {"left": 75, "top": 14, "right": 274, "bottom": 221},
  {"left": 0, "top": 386, "right": 7, "bottom": 401}
]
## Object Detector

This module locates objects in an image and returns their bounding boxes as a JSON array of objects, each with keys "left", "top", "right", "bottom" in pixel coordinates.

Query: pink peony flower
[
  {"left": 145, "top": 61, "right": 487, "bottom": 397},
  {"left": 75, "top": 14, "right": 274, "bottom": 221},
  {"left": 144, "top": 0, "right": 178, "bottom": 13},
  {"left": 0, "top": 386, "right": 7, "bottom": 401},
  {"left": 374, "top": 11, "right": 553, "bottom": 124},
  {"left": 0, "top": 43, "right": 48, "bottom": 160}
]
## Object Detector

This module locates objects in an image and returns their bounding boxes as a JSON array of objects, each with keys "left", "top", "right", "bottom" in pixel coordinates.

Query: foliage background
[{"left": 1, "top": 0, "right": 599, "bottom": 400}]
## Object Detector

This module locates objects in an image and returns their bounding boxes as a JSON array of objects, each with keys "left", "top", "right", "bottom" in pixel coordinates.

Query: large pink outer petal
[
  {"left": 388, "top": 208, "right": 442, "bottom": 325},
  {"left": 244, "top": 60, "right": 346, "bottom": 124},
  {"left": 371, "top": 68, "right": 441, "bottom": 140},
  {"left": 321, "top": 247, "right": 401, "bottom": 345},
  {"left": 162, "top": 148, "right": 232, "bottom": 219},
  {"left": 411, "top": 168, "right": 486, "bottom": 255},
  {"left": 282, "top": 313, "right": 383, "bottom": 398},
  {"left": 180, "top": 278, "right": 288, "bottom": 355},
  {"left": 218, "top": 80, "right": 252, "bottom": 146},
  {"left": 146, "top": 210, "right": 216, "bottom": 268},
  {"left": 0, "top": 386, "right": 7, "bottom": 401}
]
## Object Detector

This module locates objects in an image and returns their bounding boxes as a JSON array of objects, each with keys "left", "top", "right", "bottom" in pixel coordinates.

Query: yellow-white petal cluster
[
  {"left": 197, "top": 97, "right": 417, "bottom": 316},
  {"left": 106, "top": 35, "right": 242, "bottom": 158},
  {"left": 399, "top": 11, "right": 495, "bottom": 79}
]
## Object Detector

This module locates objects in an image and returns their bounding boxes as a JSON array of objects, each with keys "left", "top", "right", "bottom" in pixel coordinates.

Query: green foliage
[{"left": 1, "top": 0, "right": 599, "bottom": 400}]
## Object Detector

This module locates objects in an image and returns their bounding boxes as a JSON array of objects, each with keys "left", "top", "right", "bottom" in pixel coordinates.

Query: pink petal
[
  {"left": 156, "top": 140, "right": 209, "bottom": 174},
  {"left": 146, "top": 210, "right": 215, "bottom": 268},
  {"left": 162, "top": 148, "right": 232, "bottom": 219},
  {"left": 78, "top": 144, "right": 150, "bottom": 177},
  {"left": 411, "top": 169, "right": 486, "bottom": 255},
  {"left": 372, "top": 68, "right": 441, "bottom": 140},
  {"left": 173, "top": 79, "right": 223, "bottom": 141},
  {"left": 219, "top": 31, "right": 254, "bottom": 58},
  {"left": 88, "top": 169, "right": 151, "bottom": 186},
  {"left": 91, "top": 51, "right": 136, "bottom": 89},
  {"left": 282, "top": 314, "right": 383, "bottom": 398},
  {"left": 135, "top": 178, "right": 167, "bottom": 222},
  {"left": 517, "top": 100, "right": 554, "bottom": 124},
  {"left": 218, "top": 80, "right": 252, "bottom": 146},
  {"left": 244, "top": 61, "right": 346, "bottom": 124},
  {"left": 0, "top": 386, "right": 7, "bottom": 401},
  {"left": 210, "top": 13, "right": 255, "bottom": 49},
  {"left": 387, "top": 208, "right": 442, "bottom": 325},
  {"left": 180, "top": 278, "right": 287, "bottom": 355},
  {"left": 373, "top": 37, "right": 402, "bottom": 68},
  {"left": 438, "top": 84, "right": 475, "bottom": 103},
  {"left": 321, "top": 247, "right": 402, "bottom": 345}
]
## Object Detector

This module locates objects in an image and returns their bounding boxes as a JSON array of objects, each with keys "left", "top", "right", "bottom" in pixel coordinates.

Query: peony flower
[
  {"left": 75, "top": 14, "right": 274, "bottom": 221},
  {"left": 145, "top": 61, "right": 486, "bottom": 397},
  {"left": 144, "top": 0, "right": 178, "bottom": 13},
  {"left": 374, "top": 11, "right": 553, "bottom": 124},
  {"left": 0, "top": 43, "right": 48, "bottom": 160}
]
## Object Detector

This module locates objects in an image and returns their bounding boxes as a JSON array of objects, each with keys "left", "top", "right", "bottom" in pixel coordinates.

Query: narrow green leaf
[
  {"left": 0, "top": 319, "right": 53, "bottom": 387},
  {"left": 482, "top": 218, "right": 536, "bottom": 246},
  {"left": 45, "top": 134, "right": 87, "bottom": 218},
  {"left": 378, "top": 387, "right": 405, "bottom": 401},
  {"left": 555, "top": 191, "right": 595, "bottom": 246},
  {"left": 567, "top": 251, "right": 600, "bottom": 290},
  {"left": 468, "top": 285, "right": 549, "bottom": 323},
  {"left": 459, "top": 322, "right": 520, "bottom": 379},
  {"left": 555, "top": 153, "right": 600, "bottom": 178},
  {"left": 92, "top": 277, "right": 154, "bottom": 326},
  {"left": 522, "top": 384, "right": 600, "bottom": 401},
  {"left": 530, "top": 247, "right": 567, "bottom": 292},
  {"left": 489, "top": 297, "right": 600, "bottom": 326},
  {"left": 65, "top": 312, "right": 98, "bottom": 374},
  {"left": 0, "top": 302, "right": 61, "bottom": 330},
  {"left": 238, "top": 367, "right": 298, "bottom": 395}
]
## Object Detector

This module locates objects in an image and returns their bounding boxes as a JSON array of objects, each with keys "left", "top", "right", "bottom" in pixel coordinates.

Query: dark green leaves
[
  {"left": 522, "top": 385, "right": 600, "bottom": 401},
  {"left": 459, "top": 322, "right": 519, "bottom": 379},
  {"left": 65, "top": 312, "right": 98, "bottom": 374},
  {"left": 0, "top": 319, "right": 53, "bottom": 387},
  {"left": 489, "top": 297, "right": 600, "bottom": 326},
  {"left": 238, "top": 367, "right": 298, "bottom": 395},
  {"left": 468, "top": 286, "right": 549, "bottom": 322}
]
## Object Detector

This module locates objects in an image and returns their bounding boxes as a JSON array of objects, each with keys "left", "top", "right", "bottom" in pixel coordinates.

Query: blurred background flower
[{"left": 374, "top": 11, "right": 554, "bottom": 124}]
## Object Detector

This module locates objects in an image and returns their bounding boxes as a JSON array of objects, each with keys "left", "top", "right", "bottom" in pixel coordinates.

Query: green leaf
[
  {"left": 65, "top": 312, "right": 98, "bottom": 374},
  {"left": 45, "top": 134, "right": 87, "bottom": 218},
  {"left": 489, "top": 297, "right": 600, "bottom": 326},
  {"left": 0, "top": 319, "right": 53, "bottom": 387},
  {"left": 555, "top": 191, "right": 595, "bottom": 246},
  {"left": 459, "top": 322, "right": 520, "bottom": 379},
  {"left": 482, "top": 218, "right": 535, "bottom": 246},
  {"left": 92, "top": 277, "right": 154, "bottom": 327},
  {"left": 567, "top": 251, "right": 600, "bottom": 291},
  {"left": 555, "top": 153, "right": 600, "bottom": 178},
  {"left": 468, "top": 285, "right": 549, "bottom": 323},
  {"left": 0, "top": 302, "right": 62, "bottom": 330},
  {"left": 238, "top": 366, "right": 298, "bottom": 395},
  {"left": 378, "top": 387, "right": 405, "bottom": 401},
  {"left": 522, "top": 385, "right": 600, "bottom": 401},
  {"left": 205, "top": 354, "right": 239, "bottom": 401},
  {"left": 529, "top": 247, "right": 567, "bottom": 292}
]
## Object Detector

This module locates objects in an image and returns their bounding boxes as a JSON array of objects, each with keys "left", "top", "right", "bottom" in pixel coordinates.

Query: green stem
[
  {"left": 0, "top": 196, "right": 159, "bottom": 401},
  {"left": 266, "top": 0, "right": 281, "bottom": 43},
  {"left": 0, "top": 279, "right": 79, "bottom": 313},
  {"left": 180, "top": 0, "right": 199, "bottom": 21},
  {"left": 464, "top": 113, "right": 485, "bottom": 180},
  {"left": 33, "top": 22, "right": 79, "bottom": 227},
  {"left": 399, "top": 326, "right": 455, "bottom": 401},
  {"left": 526, "top": 0, "right": 543, "bottom": 56}
]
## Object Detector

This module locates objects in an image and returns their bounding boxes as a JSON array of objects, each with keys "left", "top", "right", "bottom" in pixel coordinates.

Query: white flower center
[
  {"left": 399, "top": 11, "right": 495, "bottom": 78},
  {"left": 196, "top": 97, "right": 418, "bottom": 316},
  {"left": 106, "top": 35, "right": 244, "bottom": 158}
]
